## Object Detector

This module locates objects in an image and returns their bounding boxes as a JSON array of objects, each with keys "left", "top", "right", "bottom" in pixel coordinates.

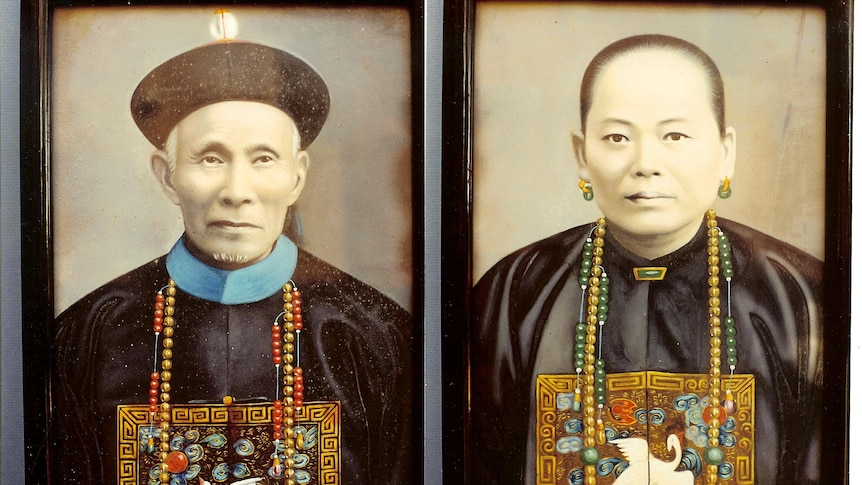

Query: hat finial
[{"left": 210, "top": 8, "right": 238, "bottom": 42}]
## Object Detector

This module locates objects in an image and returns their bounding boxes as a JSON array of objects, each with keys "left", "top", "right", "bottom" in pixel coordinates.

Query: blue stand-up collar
[{"left": 166, "top": 235, "right": 298, "bottom": 305}]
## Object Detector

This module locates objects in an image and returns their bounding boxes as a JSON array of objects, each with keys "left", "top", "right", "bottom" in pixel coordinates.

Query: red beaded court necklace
[{"left": 145, "top": 280, "right": 305, "bottom": 485}]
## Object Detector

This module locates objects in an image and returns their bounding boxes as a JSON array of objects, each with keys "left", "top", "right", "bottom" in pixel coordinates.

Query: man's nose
[
  {"left": 630, "top": 137, "right": 664, "bottom": 177},
  {"left": 220, "top": 163, "right": 255, "bottom": 205}
]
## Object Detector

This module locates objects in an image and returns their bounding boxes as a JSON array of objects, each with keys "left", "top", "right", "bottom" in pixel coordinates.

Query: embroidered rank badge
[
  {"left": 536, "top": 372, "right": 754, "bottom": 484},
  {"left": 117, "top": 401, "right": 340, "bottom": 484}
]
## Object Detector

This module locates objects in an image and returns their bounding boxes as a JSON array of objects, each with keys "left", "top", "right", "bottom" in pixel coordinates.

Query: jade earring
[{"left": 579, "top": 180, "right": 594, "bottom": 201}]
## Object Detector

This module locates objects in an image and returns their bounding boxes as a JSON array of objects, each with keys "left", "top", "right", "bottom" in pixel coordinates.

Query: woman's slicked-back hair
[{"left": 579, "top": 34, "right": 727, "bottom": 136}]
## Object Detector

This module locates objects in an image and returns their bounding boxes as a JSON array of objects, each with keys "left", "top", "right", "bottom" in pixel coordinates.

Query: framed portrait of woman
[
  {"left": 442, "top": 1, "right": 850, "bottom": 484},
  {"left": 21, "top": 1, "right": 425, "bottom": 483}
]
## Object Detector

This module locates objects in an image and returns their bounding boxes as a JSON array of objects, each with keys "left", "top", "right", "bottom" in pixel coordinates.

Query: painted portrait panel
[
  {"left": 23, "top": 4, "right": 422, "bottom": 483},
  {"left": 450, "top": 2, "right": 849, "bottom": 484}
]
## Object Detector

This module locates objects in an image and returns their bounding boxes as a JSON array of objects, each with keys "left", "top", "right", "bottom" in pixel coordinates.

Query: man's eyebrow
[
  {"left": 189, "top": 141, "right": 231, "bottom": 159},
  {"left": 245, "top": 144, "right": 282, "bottom": 158}
]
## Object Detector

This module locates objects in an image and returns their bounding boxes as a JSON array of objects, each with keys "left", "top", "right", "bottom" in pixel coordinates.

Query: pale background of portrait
[
  {"left": 51, "top": 6, "right": 414, "bottom": 314},
  {"left": 472, "top": 4, "right": 826, "bottom": 281}
]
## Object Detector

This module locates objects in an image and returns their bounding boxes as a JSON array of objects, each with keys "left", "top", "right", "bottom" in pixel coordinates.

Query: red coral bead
[
  {"left": 166, "top": 451, "right": 189, "bottom": 473},
  {"left": 273, "top": 400, "right": 283, "bottom": 409},
  {"left": 295, "top": 383, "right": 304, "bottom": 392},
  {"left": 151, "top": 372, "right": 160, "bottom": 381},
  {"left": 273, "top": 431, "right": 283, "bottom": 440},
  {"left": 273, "top": 356, "right": 283, "bottom": 365},
  {"left": 294, "top": 368, "right": 303, "bottom": 376},
  {"left": 294, "top": 391, "right": 303, "bottom": 400}
]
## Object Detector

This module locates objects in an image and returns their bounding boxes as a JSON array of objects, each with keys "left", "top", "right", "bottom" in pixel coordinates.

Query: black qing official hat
[{"left": 130, "top": 41, "right": 330, "bottom": 150}]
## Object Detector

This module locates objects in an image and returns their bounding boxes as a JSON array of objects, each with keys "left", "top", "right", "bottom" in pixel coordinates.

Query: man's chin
[
  {"left": 212, "top": 252, "right": 252, "bottom": 266},
  {"left": 184, "top": 237, "right": 275, "bottom": 270}
]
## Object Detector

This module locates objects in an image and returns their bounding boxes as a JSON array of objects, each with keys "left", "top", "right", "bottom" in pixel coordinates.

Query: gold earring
[{"left": 718, "top": 177, "right": 732, "bottom": 199}]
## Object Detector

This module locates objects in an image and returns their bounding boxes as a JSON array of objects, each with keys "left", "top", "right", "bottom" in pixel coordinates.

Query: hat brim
[{"left": 131, "top": 41, "right": 330, "bottom": 150}]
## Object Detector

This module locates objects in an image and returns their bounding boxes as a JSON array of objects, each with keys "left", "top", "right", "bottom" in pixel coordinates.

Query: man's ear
[
  {"left": 150, "top": 150, "right": 181, "bottom": 206},
  {"left": 286, "top": 151, "right": 310, "bottom": 205},
  {"left": 572, "top": 130, "right": 590, "bottom": 181}
]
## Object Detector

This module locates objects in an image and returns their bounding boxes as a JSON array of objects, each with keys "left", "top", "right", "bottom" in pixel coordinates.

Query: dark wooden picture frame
[
  {"left": 442, "top": 0, "right": 850, "bottom": 483},
  {"left": 21, "top": 0, "right": 425, "bottom": 482}
]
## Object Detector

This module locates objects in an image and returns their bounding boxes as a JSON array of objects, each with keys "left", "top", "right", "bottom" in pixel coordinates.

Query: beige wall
[
  {"left": 51, "top": 6, "right": 413, "bottom": 314},
  {"left": 473, "top": 4, "right": 826, "bottom": 282}
]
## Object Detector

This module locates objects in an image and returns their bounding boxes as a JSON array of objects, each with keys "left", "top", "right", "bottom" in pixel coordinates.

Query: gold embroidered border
[
  {"left": 537, "top": 371, "right": 755, "bottom": 485},
  {"left": 118, "top": 401, "right": 340, "bottom": 484}
]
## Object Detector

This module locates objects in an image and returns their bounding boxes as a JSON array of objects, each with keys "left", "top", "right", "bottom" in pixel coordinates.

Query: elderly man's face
[
  {"left": 573, "top": 49, "right": 735, "bottom": 257},
  {"left": 152, "top": 101, "right": 308, "bottom": 270}
]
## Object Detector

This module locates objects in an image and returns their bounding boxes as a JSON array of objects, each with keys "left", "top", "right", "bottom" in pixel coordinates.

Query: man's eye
[
  {"left": 255, "top": 155, "right": 275, "bottom": 164},
  {"left": 664, "top": 132, "right": 689, "bottom": 141},
  {"left": 202, "top": 156, "right": 223, "bottom": 165},
  {"left": 603, "top": 134, "right": 628, "bottom": 143}
]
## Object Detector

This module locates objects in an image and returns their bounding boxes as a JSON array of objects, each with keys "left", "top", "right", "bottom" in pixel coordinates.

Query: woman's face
[{"left": 574, "top": 49, "right": 736, "bottom": 257}]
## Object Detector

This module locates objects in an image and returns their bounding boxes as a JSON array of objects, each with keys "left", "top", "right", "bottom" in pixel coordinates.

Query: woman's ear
[
  {"left": 572, "top": 130, "right": 590, "bottom": 181},
  {"left": 720, "top": 126, "right": 737, "bottom": 179}
]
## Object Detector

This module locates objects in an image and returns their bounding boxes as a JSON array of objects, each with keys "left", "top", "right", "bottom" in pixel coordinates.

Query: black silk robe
[
  {"left": 470, "top": 218, "right": 822, "bottom": 484},
  {"left": 50, "top": 249, "right": 413, "bottom": 484}
]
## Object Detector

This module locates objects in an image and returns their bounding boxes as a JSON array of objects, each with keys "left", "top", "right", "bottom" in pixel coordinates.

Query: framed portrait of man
[
  {"left": 21, "top": 1, "right": 424, "bottom": 483},
  {"left": 442, "top": 0, "right": 850, "bottom": 484}
]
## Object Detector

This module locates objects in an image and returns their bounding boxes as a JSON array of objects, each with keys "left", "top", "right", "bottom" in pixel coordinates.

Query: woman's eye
[
  {"left": 603, "top": 133, "right": 628, "bottom": 143},
  {"left": 664, "top": 132, "right": 689, "bottom": 141}
]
